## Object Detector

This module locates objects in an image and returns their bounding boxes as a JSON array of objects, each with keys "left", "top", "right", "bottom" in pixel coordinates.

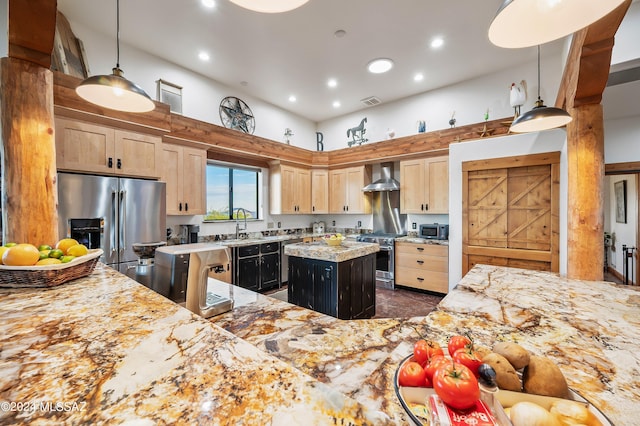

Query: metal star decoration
[{"left": 219, "top": 96, "right": 255, "bottom": 134}]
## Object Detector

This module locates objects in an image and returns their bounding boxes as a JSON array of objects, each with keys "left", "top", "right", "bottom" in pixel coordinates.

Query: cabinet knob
[
  {"left": 421, "top": 204, "right": 424, "bottom": 211},
  {"left": 185, "top": 203, "right": 188, "bottom": 211},
  {"left": 179, "top": 202, "right": 182, "bottom": 211},
  {"left": 117, "top": 158, "right": 122, "bottom": 169},
  {"left": 425, "top": 203, "right": 429, "bottom": 211},
  {"left": 416, "top": 247, "right": 424, "bottom": 252},
  {"left": 417, "top": 277, "right": 424, "bottom": 281},
  {"left": 417, "top": 260, "right": 424, "bottom": 264},
  {"left": 108, "top": 157, "right": 113, "bottom": 168}
]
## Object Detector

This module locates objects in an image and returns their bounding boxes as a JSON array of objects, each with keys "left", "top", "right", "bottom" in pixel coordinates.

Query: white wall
[
  {"left": 65, "top": 21, "right": 319, "bottom": 150},
  {"left": 605, "top": 175, "right": 638, "bottom": 282},
  {"left": 448, "top": 130, "right": 568, "bottom": 290},
  {"left": 316, "top": 53, "right": 564, "bottom": 151},
  {"left": 0, "top": 0, "right": 7, "bottom": 58},
  {"left": 611, "top": 1, "right": 640, "bottom": 65}
]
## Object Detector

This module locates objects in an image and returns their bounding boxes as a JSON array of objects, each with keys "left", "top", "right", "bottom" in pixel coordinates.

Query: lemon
[
  {"left": 39, "top": 250, "right": 51, "bottom": 260},
  {"left": 38, "top": 244, "right": 52, "bottom": 251},
  {"left": 2, "top": 243, "right": 40, "bottom": 266},
  {"left": 60, "top": 255, "right": 76, "bottom": 263},
  {"left": 48, "top": 249, "right": 64, "bottom": 259},
  {"left": 36, "top": 258, "right": 62, "bottom": 266},
  {"left": 0, "top": 246, "right": 9, "bottom": 264},
  {"left": 66, "top": 244, "right": 89, "bottom": 257},
  {"left": 55, "top": 238, "right": 79, "bottom": 255}
]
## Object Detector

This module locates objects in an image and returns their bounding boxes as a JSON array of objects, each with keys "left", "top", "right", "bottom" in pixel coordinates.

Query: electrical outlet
[
  {"left": 277, "top": 221, "right": 281, "bottom": 228},
  {"left": 357, "top": 220, "right": 362, "bottom": 227},
  {"left": 267, "top": 222, "right": 274, "bottom": 229},
  {"left": 332, "top": 220, "right": 336, "bottom": 226},
  {"left": 412, "top": 222, "right": 417, "bottom": 229}
]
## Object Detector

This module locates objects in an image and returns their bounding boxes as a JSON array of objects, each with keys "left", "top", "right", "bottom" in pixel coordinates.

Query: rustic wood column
[
  {"left": 566, "top": 104, "right": 605, "bottom": 280},
  {"left": 0, "top": 57, "right": 59, "bottom": 245}
]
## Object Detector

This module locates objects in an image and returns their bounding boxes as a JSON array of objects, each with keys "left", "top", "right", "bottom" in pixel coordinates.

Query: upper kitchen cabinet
[
  {"left": 311, "top": 169, "right": 329, "bottom": 214},
  {"left": 161, "top": 143, "right": 206, "bottom": 215},
  {"left": 400, "top": 156, "right": 448, "bottom": 214},
  {"left": 270, "top": 164, "right": 311, "bottom": 214},
  {"left": 329, "top": 166, "right": 372, "bottom": 214},
  {"left": 55, "top": 118, "right": 162, "bottom": 179}
]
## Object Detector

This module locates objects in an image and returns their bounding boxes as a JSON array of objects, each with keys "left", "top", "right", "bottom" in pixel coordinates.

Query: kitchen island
[
  {"left": 1, "top": 263, "right": 638, "bottom": 425},
  {"left": 284, "top": 241, "right": 379, "bottom": 319}
]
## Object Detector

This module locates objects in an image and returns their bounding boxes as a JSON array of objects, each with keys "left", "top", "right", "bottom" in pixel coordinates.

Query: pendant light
[
  {"left": 488, "top": 0, "right": 626, "bottom": 48},
  {"left": 510, "top": 46, "right": 572, "bottom": 133},
  {"left": 228, "top": 0, "right": 309, "bottom": 13},
  {"left": 75, "top": 0, "right": 155, "bottom": 113}
]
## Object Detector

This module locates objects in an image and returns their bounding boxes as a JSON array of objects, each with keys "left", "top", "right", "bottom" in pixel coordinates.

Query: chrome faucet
[{"left": 235, "top": 208, "right": 248, "bottom": 239}]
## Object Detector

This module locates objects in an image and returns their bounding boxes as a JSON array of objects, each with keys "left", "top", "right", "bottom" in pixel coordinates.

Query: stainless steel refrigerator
[{"left": 57, "top": 173, "right": 166, "bottom": 273}]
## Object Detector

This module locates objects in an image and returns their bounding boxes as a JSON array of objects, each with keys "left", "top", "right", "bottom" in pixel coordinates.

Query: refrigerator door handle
[
  {"left": 119, "top": 190, "right": 127, "bottom": 254},
  {"left": 111, "top": 190, "right": 118, "bottom": 256}
]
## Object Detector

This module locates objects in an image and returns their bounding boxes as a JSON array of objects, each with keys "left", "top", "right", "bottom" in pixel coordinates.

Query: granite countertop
[
  {"left": 283, "top": 240, "right": 380, "bottom": 262},
  {"left": 0, "top": 265, "right": 391, "bottom": 425},
  {"left": 395, "top": 236, "right": 449, "bottom": 246},
  {"left": 1, "top": 264, "right": 638, "bottom": 425}
]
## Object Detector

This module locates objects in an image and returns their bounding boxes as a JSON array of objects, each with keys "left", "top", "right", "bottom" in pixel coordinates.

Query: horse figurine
[{"left": 347, "top": 117, "right": 368, "bottom": 146}]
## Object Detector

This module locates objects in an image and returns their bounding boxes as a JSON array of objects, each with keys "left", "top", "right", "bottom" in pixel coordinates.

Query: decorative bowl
[{"left": 322, "top": 236, "right": 345, "bottom": 246}]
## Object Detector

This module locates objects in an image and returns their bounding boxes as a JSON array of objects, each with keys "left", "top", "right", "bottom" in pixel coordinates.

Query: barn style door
[{"left": 462, "top": 152, "right": 560, "bottom": 275}]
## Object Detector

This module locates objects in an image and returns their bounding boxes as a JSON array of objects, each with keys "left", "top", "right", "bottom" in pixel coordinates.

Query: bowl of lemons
[{"left": 322, "top": 233, "right": 345, "bottom": 246}]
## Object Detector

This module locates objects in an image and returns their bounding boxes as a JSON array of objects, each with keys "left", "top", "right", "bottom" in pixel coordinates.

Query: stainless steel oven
[{"left": 356, "top": 233, "right": 401, "bottom": 289}]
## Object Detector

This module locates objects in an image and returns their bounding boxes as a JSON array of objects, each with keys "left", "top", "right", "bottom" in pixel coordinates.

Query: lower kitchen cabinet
[
  {"left": 395, "top": 241, "right": 449, "bottom": 294},
  {"left": 233, "top": 242, "right": 280, "bottom": 292},
  {"left": 287, "top": 253, "right": 375, "bottom": 319}
]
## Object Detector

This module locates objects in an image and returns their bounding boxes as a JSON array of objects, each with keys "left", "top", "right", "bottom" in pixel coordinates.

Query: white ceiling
[{"left": 57, "top": 0, "right": 637, "bottom": 123}]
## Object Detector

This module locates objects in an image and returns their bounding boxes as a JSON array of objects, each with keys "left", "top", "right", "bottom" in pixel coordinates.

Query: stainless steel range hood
[{"left": 362, "top": 162, "right": 400, "bottom": 192}]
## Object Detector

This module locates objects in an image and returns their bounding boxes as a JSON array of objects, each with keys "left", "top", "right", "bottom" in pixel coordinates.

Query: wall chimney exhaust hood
[{"left": 363, "top": 163, "right": 400, "bottom": 192}]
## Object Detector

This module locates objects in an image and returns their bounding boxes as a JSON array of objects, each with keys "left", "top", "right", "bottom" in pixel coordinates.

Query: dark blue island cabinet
[{"left": 287, "top": 253, "right": 376, "bottom": 319}]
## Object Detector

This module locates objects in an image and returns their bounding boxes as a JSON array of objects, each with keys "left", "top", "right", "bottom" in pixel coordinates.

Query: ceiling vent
[{"left": 360, "top": 96, "right": 381, "bottom": 106}]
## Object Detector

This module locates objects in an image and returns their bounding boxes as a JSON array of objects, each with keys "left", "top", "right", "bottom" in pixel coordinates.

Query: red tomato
[
  {"left": 453, "top": 347, "right": 483, "bottom": 377},
  {"left": 424, "top": 355, "right": 450, "bottom": 383},
  {"left": 432, "top": 362, "right": 480, "bottom": 410},
  {"left": 413, "top": 339, "right": 445, "bottom": 367},
  {"left": 398, "top": 361, "right": 428, "bottom": 387},
  {"left": 447, "top": 334, "right": 471, "bottom": 357}
]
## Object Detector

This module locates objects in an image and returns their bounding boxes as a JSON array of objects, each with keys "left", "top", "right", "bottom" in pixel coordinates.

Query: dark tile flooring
[{"left": 264, "top": 285, "right": 443, "bottom": 319}]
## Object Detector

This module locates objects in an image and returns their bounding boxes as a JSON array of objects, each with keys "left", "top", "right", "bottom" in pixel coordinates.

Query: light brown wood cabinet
[
  {"left": 311, "top": 169, "right": 329, "bottom": 214},
  {"left": 395, "top": 241, "right": 448, "bottom": 294},
  {"left": 400, "top": 156, "right": 448, "bottom": 214},
  {"left": 161, "top": 143, "right": 206, "bottom": 215},
  {"left": 55, "top": 117, "right": 162, "bottom": 179},
  {"left": 329, "top": 166, "right": 372, "bottom": 214},
  {"left": 270, "top": 164, "right": 311, "bottom": 214}
]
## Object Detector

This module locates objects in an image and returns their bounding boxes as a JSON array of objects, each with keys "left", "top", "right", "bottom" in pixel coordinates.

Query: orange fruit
[
  {"left": 36, "top": 258, "right": 62, "bottom": 266},
  {"left": 66, "top": 244, "right": 88, "bottom": 257},
  {"left": 55, "top": 238, "right": 79, "bottom": 255},
  {"left": 2, "top": 243, "right": 40, "bottom": 266}
]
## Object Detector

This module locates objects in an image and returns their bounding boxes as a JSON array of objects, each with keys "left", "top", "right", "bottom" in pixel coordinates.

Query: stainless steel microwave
[{"left": 419, "top": 223, "right": 449, "bottom": 240}]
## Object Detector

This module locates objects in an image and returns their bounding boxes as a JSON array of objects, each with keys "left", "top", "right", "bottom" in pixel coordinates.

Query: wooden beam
[
  {"left": 605, "top": 161, "right": 640, "bottom": 174},
  {"left": 8, "top": 0, "right": 57, "bottom": 68},
  {"left": 1, "top": 58, "right": 58, "bottom": 246}
]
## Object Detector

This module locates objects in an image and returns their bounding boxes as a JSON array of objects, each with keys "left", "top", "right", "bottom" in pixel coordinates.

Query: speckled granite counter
[
  {"left": 2, "top": 264, "right": 638, "bottom": 425},
  {"left": 212, "top": 264, "right": 640, "bottom": 425},
  {"left": 395, "top": 236, "right": 449, "bottom": 245},
  {"left": 283, "top": 241, "right": 379, "bottom": 262},
  {"left": 0, "top": 264, "right": 391, "bottom": 425}
]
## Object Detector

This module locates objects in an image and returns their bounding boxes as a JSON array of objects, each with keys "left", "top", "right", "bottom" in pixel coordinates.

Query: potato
[
  {"left": 493, "top": 342, "right": 530, "bottom": 370},
  {"left": 523, "top": 356, "right": 569, "bottom": 399},
  {"left": 482, "top": 352, "right": 522, "bottom": 392}
]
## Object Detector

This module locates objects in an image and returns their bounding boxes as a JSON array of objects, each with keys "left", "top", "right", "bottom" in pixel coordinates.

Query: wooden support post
[
  {"left": 566, "top": 103, "right": 605, "bottom": 281},
  {"left": 0, "top": 57, "right": 59, "bottom": 246}
]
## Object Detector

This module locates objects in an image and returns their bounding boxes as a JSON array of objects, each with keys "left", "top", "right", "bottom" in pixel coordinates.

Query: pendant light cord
[
  {"left": 537, "top": 45, "right": 541, "bottom": 101},
  {"left": 116, "top": 0, "right": 120, "bottom": 69}
]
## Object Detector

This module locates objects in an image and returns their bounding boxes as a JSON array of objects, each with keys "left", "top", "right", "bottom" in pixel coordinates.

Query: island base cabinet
[{"left": 288, "top": 254, "right": 375, "bottom": 320}]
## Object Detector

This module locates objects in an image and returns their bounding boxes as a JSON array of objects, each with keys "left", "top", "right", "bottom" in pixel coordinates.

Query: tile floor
[{"left": 264, "top": 285, "right": 443, "bottom": 319}]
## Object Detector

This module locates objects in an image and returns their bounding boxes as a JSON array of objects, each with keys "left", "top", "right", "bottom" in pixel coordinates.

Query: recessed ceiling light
[
  {"left": 289, "top": 95, "right": 297, "bottom": 102},
  {"left": 229, "top": 0, "right": 309, "bottom": 13},
  {"left": 367, "top": 58, "right": 394, "bottom": 74},
  {"left": 201, "top": 0, "right": 216, "bottom": 8},
  {"left": 334, "top": 29, "right": 347, "bottom": 38},
  {"left": 332, "top": 101, "right": 341, "bottom": 108},
  {"left": 327, "top": 78, "right": 337, "bottom": 88},
  {"left": 198, "top": 51, "right": 210, "bottom": 61},
  {"left": 431, "top": 37, "right": 444, "bottom": 49},
  {"left": 414, "top": 73, "right": 424, "bottom": 82}
]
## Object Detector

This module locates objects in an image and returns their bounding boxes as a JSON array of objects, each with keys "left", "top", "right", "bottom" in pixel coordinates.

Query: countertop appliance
[
  {"left": 419, "top": 223, "right": 449, "bottom": 240},
  {"left": 155, "top": 243, "right": 233, "bottom": 318},
  {"left": 57, "top": 173, "right": 166, "bottom": 275},
  {"left": 125, "top": 241, "right": 167, "bottom": 293}
]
